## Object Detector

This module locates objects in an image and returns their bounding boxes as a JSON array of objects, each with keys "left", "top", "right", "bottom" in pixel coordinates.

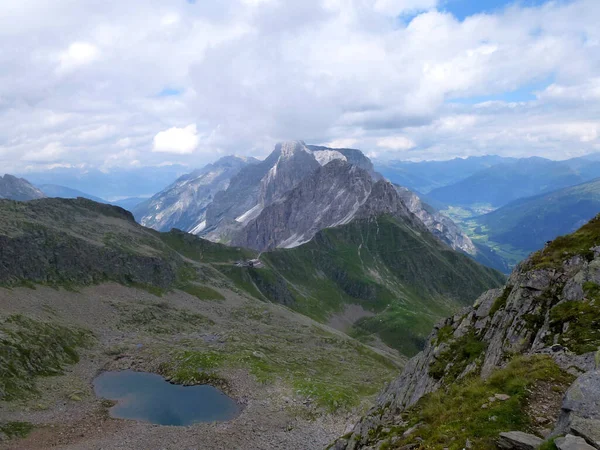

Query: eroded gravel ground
[{"left": 0, "top": 284, "right": 399, "bottom": 450}]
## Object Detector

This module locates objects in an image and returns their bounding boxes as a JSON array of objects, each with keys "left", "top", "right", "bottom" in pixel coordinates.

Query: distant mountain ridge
[
  {"left": 474, "top": 177, "right": 600, "bottom": 253},
  {"left": 0, "top": 197, "right": 503, "bottom": 357},
  {"left": 428, "top": 157, "right": 585, "bottom": 207},
  {"left": 375, "top": 155, "right": 516, "bottom": 194},
  {"left": 0, "top": 174, "right": 45, "bottom": 201},
  {"left": 38, "top": 184, "right": 107, "bottom": 203}
]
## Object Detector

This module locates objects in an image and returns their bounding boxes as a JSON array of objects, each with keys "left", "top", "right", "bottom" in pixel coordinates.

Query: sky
[{"left": 0, "top": 0, "right": 599, "bottom": 173}]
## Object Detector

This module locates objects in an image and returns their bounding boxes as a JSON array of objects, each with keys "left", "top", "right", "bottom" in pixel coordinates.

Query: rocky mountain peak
[
  {"left": 259, "top": 141, "right": 320, "bottom": 205},
  {"left": 0, "top": 174, "right": 46, "bottom": 201},
  {"left": 274, "top": 140, "right": 310, "bottom": 159}
]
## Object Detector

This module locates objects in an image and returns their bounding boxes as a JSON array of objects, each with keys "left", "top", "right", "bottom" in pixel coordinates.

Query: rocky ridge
[
  {"left": 133, "top": 156, "right": 255, "bottom": 233},
  {"left": 0, "top": 174, "right": 45, "bottom": 201},
  {"left": 333, "top": 216, "right": 600, "bottom": 449}
]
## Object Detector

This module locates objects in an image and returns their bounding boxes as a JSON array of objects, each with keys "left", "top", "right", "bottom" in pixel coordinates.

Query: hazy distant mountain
[
  {"left": 374, "top": 155, "right": 515, "bottom": 194},
  {"left": 38, "top": 184, "right": 107, "bottom": 203},
  {"left": 474, "top": 177, "right": 600, "bottom": 253},
  {"left": 428, "top": 157, "right": 585, "bottom": 207},
  {"left": 133, "top": 156, "right": 257, "bottom": 233},
  {"left": 18, "top": 165, "right": 189, "bottom": 200},
  {"left": 0, "top": 174, "right": 46, "bottom": 201},
  {"left": 112, "top": 197, "right": 147, "bottom": 211}
]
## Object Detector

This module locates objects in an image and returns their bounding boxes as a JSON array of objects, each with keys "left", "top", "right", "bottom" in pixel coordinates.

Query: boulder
[
  {"left": 570, "top": 417, "right": 600, "bottom": 449},
  {"left": 555, "top": 435, "right": 596, "bottom": 450},
  {"left": 497, "top": 431, "right": 544, "bottom": 449},
  {"left": 555, "top": 371, "right": 600, "bottom": 441}
]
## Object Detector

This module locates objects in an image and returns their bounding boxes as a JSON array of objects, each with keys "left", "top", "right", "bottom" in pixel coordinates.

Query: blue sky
[{"left": 442, "top": 0, "right": 558, "bottom": 20}]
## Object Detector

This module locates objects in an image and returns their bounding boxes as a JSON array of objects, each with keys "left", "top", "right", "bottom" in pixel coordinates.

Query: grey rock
[
  {"left": 0, "top": 174, "right": 45, "bottom": 201},
  {"left": 556, "top": 435, "right": 596, "bottom": 450},
  {"left": 570, "top": 417, "right": 600, "bottom": 449},
  {"left": 134, "top": 156, "right": 254, "bottom": 233},
  {"left": 233, "top": 159, "right": 424, "bottom": 251},
  {"left": 555, "top": 371, "right": 600, "bottom": 436},
  {"left": 497, "top": 431, "right": 543, "bottom": 449}
]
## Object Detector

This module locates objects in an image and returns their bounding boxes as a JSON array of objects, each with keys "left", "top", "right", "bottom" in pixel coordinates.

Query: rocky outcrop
[
  {"left": 333, "top": 221, "right": 600, "bottom": 449},
  {"left": 554, "top": 370, "right": 600, "bottom": 448},
  {"left": 556, "top": 435, "right": 597, "bottom": 450},
  {"left": 0, "top": 174, "right": 45, "bottom": 201}
]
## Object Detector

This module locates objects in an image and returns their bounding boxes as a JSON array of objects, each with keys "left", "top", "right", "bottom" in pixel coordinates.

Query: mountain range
[
  {"left": 134, "top": 141, "right": 506, "bottom": 272},
  {"left": 427, "top": 157, "right": 587, "bottom": 208},
  {"left": 3, "top": 145, "right": 600, "bottom": 448},
  {"left": 472, "top": 177, "right": 600, "bottom": 253}
]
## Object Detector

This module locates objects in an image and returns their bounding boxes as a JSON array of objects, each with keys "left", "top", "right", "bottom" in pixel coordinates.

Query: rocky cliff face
[
  {"left": 334, "top": 216, "right": 600, "bottom": 450},
  {"left": 133, "top": 156, "right": 255, "bottom": 233},
  {"left": 0, "top": 174, "right": 45, "bottom": 201}
]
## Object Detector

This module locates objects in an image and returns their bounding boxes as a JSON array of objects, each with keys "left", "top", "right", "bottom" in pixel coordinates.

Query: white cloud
[
  {"left": 377, "top": 136, "right": 416, "bottom": 150},
  {"left": 152, "top": 124, "right": 200, "bottom": 154},
  {"left": 23, "top": 142, "right": 65, "bottom": 162},
  {"left": 324, "top": 138, "right": 358, "bottom": 148},
  {"left": 57, "top": 42, "right": 100, "bottom": 74}
]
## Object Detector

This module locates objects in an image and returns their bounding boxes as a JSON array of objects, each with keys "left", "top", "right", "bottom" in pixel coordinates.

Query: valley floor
[{"left": 0, "top": 284, "right": 401, "bottom": 450}]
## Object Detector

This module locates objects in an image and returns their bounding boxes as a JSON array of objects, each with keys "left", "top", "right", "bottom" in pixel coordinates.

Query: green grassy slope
[
  {"left": 0, "top": 198, "right": 503, "bottom": 358},
  {"left": 226, "top": 215, "right": 505, "bottom": 356}
]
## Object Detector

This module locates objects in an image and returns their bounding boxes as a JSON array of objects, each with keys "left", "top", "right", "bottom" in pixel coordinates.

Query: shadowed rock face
[
  {"left": 0, "top": 174, "right": 45, "bottom": 201},
  {"left": 332, "top": 218, "right": 600, "bottom": 449},
  {"left": 233, "top": 160, "right": 425, "bottom": 252}
]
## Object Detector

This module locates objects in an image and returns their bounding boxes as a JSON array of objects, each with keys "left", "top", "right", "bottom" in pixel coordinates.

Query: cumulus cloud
[
  {"left": 377, "top": 136, "right": 416, "bottom": 150},
  {"left": 0, "top": 0, "right": 598, "bottom": 173},
  {"left": 57, "top": 42, "right": 100, "bottom": 74},
  {"left": 152, "top": 124, "right": 200, "bottom": 154}
]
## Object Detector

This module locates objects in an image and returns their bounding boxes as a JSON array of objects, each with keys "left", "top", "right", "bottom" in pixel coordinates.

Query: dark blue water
[{"left": 93, "top": 370, "right": 240, "bottom": 426}]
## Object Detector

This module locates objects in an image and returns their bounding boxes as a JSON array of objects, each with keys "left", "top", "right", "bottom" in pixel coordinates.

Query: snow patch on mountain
[
  {"left": 313, "top": 150, "right": 347, "bottom": 166},
  {"left": 189, "top": 220, "right": 206, "bottom": 234},
  {"left": 235, "top": 204, "right": 263, "bottom": 224}
]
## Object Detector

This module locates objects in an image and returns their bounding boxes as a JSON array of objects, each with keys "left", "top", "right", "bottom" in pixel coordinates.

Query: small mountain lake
[{"left": 93, "top": 370, "right": 240, "bottom": 426}]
